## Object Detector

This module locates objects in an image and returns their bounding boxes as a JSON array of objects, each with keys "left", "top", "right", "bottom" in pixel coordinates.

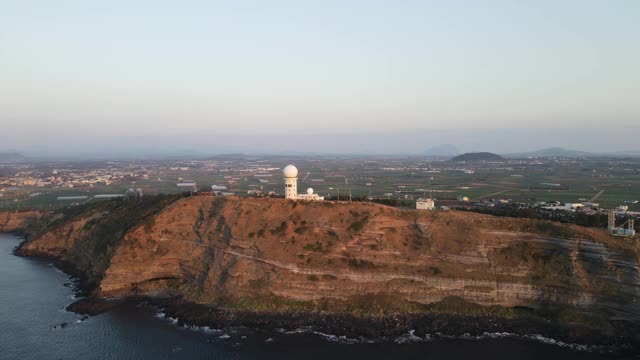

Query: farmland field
[{"left": 1, "top": 155, "right": 639, "bottom": 213}]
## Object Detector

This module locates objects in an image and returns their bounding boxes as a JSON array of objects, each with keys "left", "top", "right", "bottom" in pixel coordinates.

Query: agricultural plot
[{"left": 1, "top": 155, "right": 639, "bottom": 212}]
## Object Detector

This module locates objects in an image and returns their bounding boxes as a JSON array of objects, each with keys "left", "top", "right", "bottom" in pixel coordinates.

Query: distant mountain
[
  {"left": 205, "top": 153, "right": 247, "bottom": 160},
  {"left": 608, "top": 150, "right": 640, "bottom": 157},
  {"left": 0, "top": 152, "right": 26, "bottom": 163},
  {"left": 503, "top": 147, "right": 640, "bottom": 158},
  {"left": 425, "top": 144, "right": 460, "bottom": 157},
  {"left": 505, "top": 147, "right": 595, "bottom": 158},
  {"left": 450, "top": 152, "right": 503, "bottom": 162}
]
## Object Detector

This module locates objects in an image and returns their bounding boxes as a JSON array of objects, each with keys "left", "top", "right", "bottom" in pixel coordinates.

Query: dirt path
[
  {"left": 477, "top": 189, "right": 507, "bottom": 199},
  {"left": 590, "top": 189, "right": 605, "bottom": 202}
]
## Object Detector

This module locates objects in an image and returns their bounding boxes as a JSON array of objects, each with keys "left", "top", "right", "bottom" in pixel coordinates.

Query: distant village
[{"left": 0, "top": 155, "right": 638, "bottom": 237}]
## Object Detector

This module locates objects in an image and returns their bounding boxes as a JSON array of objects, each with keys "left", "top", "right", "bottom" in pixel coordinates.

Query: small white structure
[
  {"left": 177, "top": 181, "right": 197, "bottom": 191},
  {"left": 283, "top": 164, "right": 323, "bottom": 201},
  {"left": 617, "top": 205, "right": 629, "bottom": 213},
  {"left": 297, "top": 187, "right": 325, "bottom": 201},
  {"left": 416, "top": 198, "right": 435, "bottom": 210}
]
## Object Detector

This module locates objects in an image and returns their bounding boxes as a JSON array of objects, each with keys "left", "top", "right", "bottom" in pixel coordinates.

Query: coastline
[
  {"left": 5, "top": 195, "right": 640, "bottom": 357},
  {"left": 3, "top": 231, "right": 639, "bottom": 356},
  {"left": 61, "top": 294, "right": 640, "bottom": 355}
]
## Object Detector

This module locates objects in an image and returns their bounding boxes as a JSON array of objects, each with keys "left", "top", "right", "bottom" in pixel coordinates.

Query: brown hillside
[{"left": 17, "top": 196, "right": 640, "bottom": 323}]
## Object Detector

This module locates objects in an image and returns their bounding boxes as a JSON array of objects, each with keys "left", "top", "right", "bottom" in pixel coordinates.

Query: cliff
[
  {"left": 13, "top": 196, "right": 640, "bottom": 345},
  {"left": 0, "top": 210, "right": 45, "bottom": 233}
]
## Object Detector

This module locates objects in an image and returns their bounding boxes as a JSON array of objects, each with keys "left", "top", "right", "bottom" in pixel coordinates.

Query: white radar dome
[
  {"left": 283, "top": 164, "right": 298, "bottom": 178},
  {"left": 307, "top": 188, "right": 314, "bottom": 195}
]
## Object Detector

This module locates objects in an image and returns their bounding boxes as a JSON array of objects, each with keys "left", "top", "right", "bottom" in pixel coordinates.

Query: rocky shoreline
[
  {"left": 5, "top": 196, "right": 640, "bottom": 357},
  {"left": 153, "top": 298, "right": 640, "bottom": 353},
  {"left": 57, "top": 291, "right": 640, "bottom": 356},
  {"left": 13, "top": 245, "right": 94, "bottom": 299},
  {"left": 7, "top": 234, "right": 640, "bottom": 356}
]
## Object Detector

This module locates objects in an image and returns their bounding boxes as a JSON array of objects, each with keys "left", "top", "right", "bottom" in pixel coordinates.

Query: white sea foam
[
  {"left": 395, "top": 330, "right": 426, "bottom": 344},
  {"left": 155, "top": 311, "right": 229, "bottom": 336},
  {"left": 154, "top": 311, "right": 177, "bottom": 325},
  {"left": 186, "top": 324, "right": 222, "bottom": 334},
  {"left": 153, "top": 312, "right": 611, "bottom": 352},
  {"left": 311, "top": 331, "right": 363, "bottom": 344},
  {"left": 523, "top": 334, "right": 603, "bottom": 352}
]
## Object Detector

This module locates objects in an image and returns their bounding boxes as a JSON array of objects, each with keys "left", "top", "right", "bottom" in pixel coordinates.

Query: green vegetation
[
  {"left": 143, "top": 216, "right": 156, "bottom": 232},
  {"left": 494, "top": 242, "right": 531, "bottom": 267},
  {"left": 531, "top": 221, "right": 574, "bottom": 238},
  {"left": 303, "top": 240, "right": 332, "bottom": 253},
  {"left": 294, "top": 225, "right": 308, "bottom": 234},
  {"left": 349, "top": 216, "right": 369, "bottom": 232},
  {"left": 4, "top": 156, "right": 639, "bottom": 216},
  {"left": 248, "top": 277, "right": 270, "bottom": 289},
  {"left": 344, "top": 257, "right": 376, "bottom": 269},
  {"left": 57, "top": 193, "right": 186, "bottom": 285},
  {"left": 270, "top": 221, "right": 288, "bottom": 235}
]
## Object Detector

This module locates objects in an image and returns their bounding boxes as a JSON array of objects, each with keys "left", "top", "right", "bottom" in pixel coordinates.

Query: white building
[
  {"left": 416, "top": 198, "right": 435, "bottom": 210},
  {"left": 283, "top": 164, "right": 323, "bottom": 201},
  {"left": 283, "top": 164, "right": 298, "bottom": 199},
  {"left": 296, "top": 187, "right": 324, "bottom": 201}
]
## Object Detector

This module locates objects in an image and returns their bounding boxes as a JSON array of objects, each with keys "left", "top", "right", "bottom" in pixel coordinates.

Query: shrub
[
  {"left": 349, "top": 216, "right": 369, "bottom": 232},
  {"left": 345, "top": 258, "right": 376, "bottom": 269},
  {"left": 143, "top": 216, "right": 156, "bottom": 232},
  {"left": 303, "top": 241, "right": 332, "bottom": 253},
  {"left": 270, "top": 221, "right": 288, "bottom": 235}
]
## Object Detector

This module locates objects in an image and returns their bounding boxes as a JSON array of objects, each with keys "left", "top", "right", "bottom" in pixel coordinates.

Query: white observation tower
[{"left": 283, "top": 164, "right": 298, "bottom": 200}]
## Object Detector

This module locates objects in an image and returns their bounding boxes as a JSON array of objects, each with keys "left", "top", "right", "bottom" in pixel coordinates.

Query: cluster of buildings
[
  {"left": 282, "top": 165, "right": 324, "bottom": 201},
  {"left": 0, "top": 168, "right": 149, "bottom": 190}
]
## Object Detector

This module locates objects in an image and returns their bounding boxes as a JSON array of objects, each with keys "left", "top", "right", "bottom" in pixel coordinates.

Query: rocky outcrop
[
  {"left": 0, "top": 210, "right": 45, "bottom": 233},
  {"left": 15, "top": 196, "right": 640, "bottom": 343}
]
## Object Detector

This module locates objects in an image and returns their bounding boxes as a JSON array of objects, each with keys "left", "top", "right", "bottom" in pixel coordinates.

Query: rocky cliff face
[
  {"left": 0, "top": 210, "right": 45, "bottom": 233},
  {"left": 14, "top": 196, "right": 640, "bottom": 336}
]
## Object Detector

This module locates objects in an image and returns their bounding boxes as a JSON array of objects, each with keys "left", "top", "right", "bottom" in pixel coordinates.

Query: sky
[{"left": 1, "top": 0, "right": 639, "bottom": 157}]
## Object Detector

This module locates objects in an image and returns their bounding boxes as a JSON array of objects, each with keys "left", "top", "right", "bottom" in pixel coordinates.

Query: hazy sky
[{"left": 1, "top": 1, "right": 639, "bottom": 156}]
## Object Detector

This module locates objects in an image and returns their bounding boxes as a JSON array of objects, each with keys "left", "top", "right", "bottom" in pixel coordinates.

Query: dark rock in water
[
  {"left": 53, "top": 322, "right": 68, "bottom": 329},
  {"left": 150, "top": 298, "right": 640, "bottom": 354},
  {"left": 66, "top": 297, "right": 123, "bottom": 316}
]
